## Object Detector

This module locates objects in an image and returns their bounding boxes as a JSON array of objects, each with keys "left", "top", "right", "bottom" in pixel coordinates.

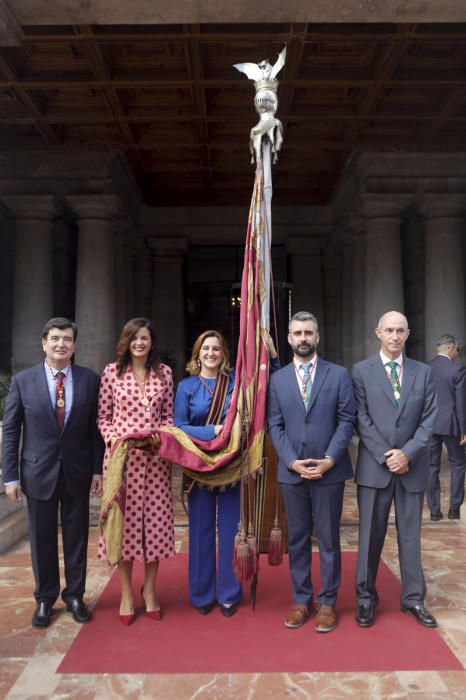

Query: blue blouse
[{"left": 174, "top": 372, "right": 235, "bottom": 441}]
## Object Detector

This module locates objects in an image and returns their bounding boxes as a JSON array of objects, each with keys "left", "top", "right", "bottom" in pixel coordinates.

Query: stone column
[
  {"left": 287, "top": 236, "right": 325, "bottom": 351},
  {"left": 339, "top": 233, "right": 353, "bottom": 368},
  {"left": 53, "top": 216, "right": 77, "bottom": 319},
  {"left": 124, "top": 239, "right": 135, "bottom": 320},
  {"left": 4, "top": 195, "right": 57, "bottom": 368},
  {"left": 361, "top": 195, "right": 410, "bottom": 356},
  {"left": 67, "top": 195, "right": 120, "bottom": 372},
  {"left": 322, "top": 239, "right": 341, "bottom": 363},
  {"left": 133, "top": 245, "right": 152, "bottom": 319},
  {"left": 149, "top": 237, "right": 187, "bottom": 381},
  {"left": 351, "top": 225, "right": 366, "bottom": 363},
  {"left": 420, "top": 195, "right": 466, "bottom": 359},
  {"left": 113, "top": 221, "right": 132, "bottom": 333},
  {"left": 401, "top": 214, "right": 425, "bottom": 361}
]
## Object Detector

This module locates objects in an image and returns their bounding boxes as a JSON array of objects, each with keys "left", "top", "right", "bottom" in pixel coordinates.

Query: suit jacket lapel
[
  {"left": 397, "top": 357, "right": 416, "bottom": 415},
  {"left": 33, "top": 364, "right": 58, "bottom": 427},
  {"left": 306, "top": 359, "right": 329, "bottom": 413},
  {"left": 64, "top": 364, "right": 82, "bottom": 431},
  {"left": 284, "top": 362, "right": 306, "bottom": 414},
  {"left": 370, "top": 354, "right": 399, "bottom": 409}
]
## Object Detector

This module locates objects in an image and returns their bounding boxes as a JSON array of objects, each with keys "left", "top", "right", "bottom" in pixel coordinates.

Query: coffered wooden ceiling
[{"left": 0, "top": 23, "right": 465, "bottom": 205}]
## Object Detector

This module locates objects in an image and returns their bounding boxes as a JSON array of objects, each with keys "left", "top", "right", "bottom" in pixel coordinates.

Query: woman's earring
[{"left": 197, "top": 358, "right": 201, "bottom": 370}]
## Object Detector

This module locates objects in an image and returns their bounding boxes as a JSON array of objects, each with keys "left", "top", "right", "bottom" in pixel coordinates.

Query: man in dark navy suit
[
  {"left": 2, "top": 317, "right": 104, "bottom": 628},
  {"left": 427, "top": 334, "right": 466, "bottom": 521},
  {"left": 268, "top": 311, "right": 356, "bottom": 633}
]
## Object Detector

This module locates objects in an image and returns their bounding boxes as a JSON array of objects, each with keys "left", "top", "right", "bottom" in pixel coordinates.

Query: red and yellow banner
[{"left": 158, "top": 159, "right": 270, "bottom": 487}]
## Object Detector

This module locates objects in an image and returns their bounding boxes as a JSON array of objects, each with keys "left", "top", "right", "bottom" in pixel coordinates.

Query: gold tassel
[
  {"left": 268, "top": 515, "right": 283, "bottom": 566},
  {"left": 233, "top": 523, "right": 242, "bottom": 571},
  {"left": 233, "top": 527, "right": 252, "bottom": 582}
]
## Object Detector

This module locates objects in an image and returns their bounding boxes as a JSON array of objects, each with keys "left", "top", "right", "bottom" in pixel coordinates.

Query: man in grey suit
[
  {"left": 427, "top": 334, "right": 466, "bottom": 521},
  {"left": 352, "top": 311, "right": 438, "bottom": 628}
]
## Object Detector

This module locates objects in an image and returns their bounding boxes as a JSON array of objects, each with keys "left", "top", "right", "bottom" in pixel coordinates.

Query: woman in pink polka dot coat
[{"left": 98, "top": 318, "right": 175, "bottom": 623}]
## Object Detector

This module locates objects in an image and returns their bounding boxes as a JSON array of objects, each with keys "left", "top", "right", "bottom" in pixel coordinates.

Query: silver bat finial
[{"left": 234, "top": 47, "right": 286, "bottom": 165}]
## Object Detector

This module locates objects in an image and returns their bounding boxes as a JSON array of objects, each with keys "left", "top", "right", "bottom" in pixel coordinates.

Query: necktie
[
  {"left": 55, "top": 371, "right": 65, "bottom": 430},
  {"left": 300, "top": 362, "right": 313, "bottom": 409},
  {"left": 386, "top": 360, "right": 400, "bottom": 405}
]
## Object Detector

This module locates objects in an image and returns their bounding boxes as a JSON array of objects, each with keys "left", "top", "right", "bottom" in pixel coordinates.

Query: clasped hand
[
  {"left": 384, "top": 448, "right": 410, "bottom": 474},
  {"left": 291, "top": 457, "right": 335, "bottom": 480}
]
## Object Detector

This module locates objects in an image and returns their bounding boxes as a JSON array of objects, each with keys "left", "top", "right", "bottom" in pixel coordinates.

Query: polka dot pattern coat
[{"left": 97, "top": 362, "right": 175, "bottom": 563}]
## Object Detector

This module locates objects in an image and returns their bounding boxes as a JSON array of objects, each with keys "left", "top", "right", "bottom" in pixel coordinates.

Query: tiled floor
[{"left": 1, "top": 467, "right": 466, "bottom": 699}]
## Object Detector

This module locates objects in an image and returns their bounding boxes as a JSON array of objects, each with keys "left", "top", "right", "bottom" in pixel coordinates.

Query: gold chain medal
[
  {"left": 46, "top": 362, "right": 70, "bottom": 408},
  {"left": 133, "top": 368, "right": 151, "bottom": 409},
  {"left": 387, "top": 357, "right": 403, "bottom": 401}
]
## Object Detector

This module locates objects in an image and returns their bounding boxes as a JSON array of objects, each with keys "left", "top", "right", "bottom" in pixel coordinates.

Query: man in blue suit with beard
[{"left": 267, "top": 311, "right": 356, "bottom": 633}]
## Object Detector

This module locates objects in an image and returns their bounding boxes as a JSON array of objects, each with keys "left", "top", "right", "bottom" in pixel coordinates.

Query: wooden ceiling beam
[
  {"left": 0, "top": 53, "right": 60, "bottom": 145},
  {"left": 1, "top": 23, "right": 465, "bottom": 207},
  {"left": 415, "top": 86, "right": 466, "bottom": 147},
  {"left": 73, "top": 24, "right": 145, "bottom": 172},
  {"left": 277, "top": 24, "right": 306, "bottom": 140},
  {"left": 5, "top": 112, "right": 463, "bottom": 125},
  {"left": 344, "top": 24, "right": 417, "bottom": 146},
  {"left": 183, "top": 24, "right": 211, "bottom": 187},
  {"left": 2, "top": 78, "right": 465, "bottom": 89},
  {"left": 19, "top": 28, "right": 466, "bottom": 44}
]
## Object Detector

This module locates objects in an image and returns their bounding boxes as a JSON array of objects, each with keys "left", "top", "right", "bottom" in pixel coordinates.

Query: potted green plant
[{"left": 0, "top": 372, "right": 11, "bottom": 422}]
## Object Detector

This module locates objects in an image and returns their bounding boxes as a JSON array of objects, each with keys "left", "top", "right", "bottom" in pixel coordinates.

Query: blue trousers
[
  {"left": 188, "top": 482, "right": 242, "bottom": 607},
  {"left": 280, "top": 479, "right": 345, "bottom": 606}
]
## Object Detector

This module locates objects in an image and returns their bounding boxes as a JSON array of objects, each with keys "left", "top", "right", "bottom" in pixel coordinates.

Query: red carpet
[{"left": 58, "top": 552, "right": 462, "bottom": 674}]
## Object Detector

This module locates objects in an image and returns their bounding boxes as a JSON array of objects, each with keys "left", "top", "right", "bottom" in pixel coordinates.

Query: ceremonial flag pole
[
  {"left": 233, "top": 47, "right": 286, "bottom": 607},
  {"left": 156, "top": 48, "right": 286, "bottom": 607}
]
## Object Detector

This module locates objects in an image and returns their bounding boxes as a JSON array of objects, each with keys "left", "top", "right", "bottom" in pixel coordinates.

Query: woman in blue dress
[{"left": 174, "top": 330, "right": 241, "bottom": 617}]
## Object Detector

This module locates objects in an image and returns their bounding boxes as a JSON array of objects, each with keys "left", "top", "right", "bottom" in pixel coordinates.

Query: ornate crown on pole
[
  {"left": 233, "top": 47, "right": 287, "bottom": 164},
  {"left": 253, "top": 78, "right": 279, "bottom": 93}
]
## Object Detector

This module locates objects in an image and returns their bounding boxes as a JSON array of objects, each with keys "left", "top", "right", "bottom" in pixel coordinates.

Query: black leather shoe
[
  {"left": 430, "top": 511, "right": 443, "bottom": 521},
  {"left": 401, "top": 604, "right": 437, "bottom": 628},
  {"left": 356, "top": 604, "right": 374, "bottom": 627},
  {"left": 448, "top": 508, "right": 460, "bottom": 520},
  {"left": 66, "top": 597, "right": 92, "bottom": 623},
  {"left": 196, "top": 603, "right": 215, "bottom": 615},
  {"left": 32, "top": 601, "right": 52, "bottom": 628},
  {"left": 220, "top": 603, "right": 237, "bottom": 618}
]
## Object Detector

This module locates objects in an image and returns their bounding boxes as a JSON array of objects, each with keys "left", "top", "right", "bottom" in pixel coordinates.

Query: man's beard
[{"left": 293, "top": 342, "right": 317, "bottom": 358}]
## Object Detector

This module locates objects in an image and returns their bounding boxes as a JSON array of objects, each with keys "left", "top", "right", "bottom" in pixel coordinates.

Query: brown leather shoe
[
  {"left": 315, "top": 604, "right": 336, "bottom": 633},
  {"left": 284, "top": 602, "right": 314, "bottom": 629}
]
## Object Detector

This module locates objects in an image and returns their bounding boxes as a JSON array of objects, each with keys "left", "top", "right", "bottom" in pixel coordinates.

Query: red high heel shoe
[
  {"left": 119, "top": 613, "right": 135, "bottom": 626},
  {"left": 140, "top": 586, "right": 162, "bottom": 620}
]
